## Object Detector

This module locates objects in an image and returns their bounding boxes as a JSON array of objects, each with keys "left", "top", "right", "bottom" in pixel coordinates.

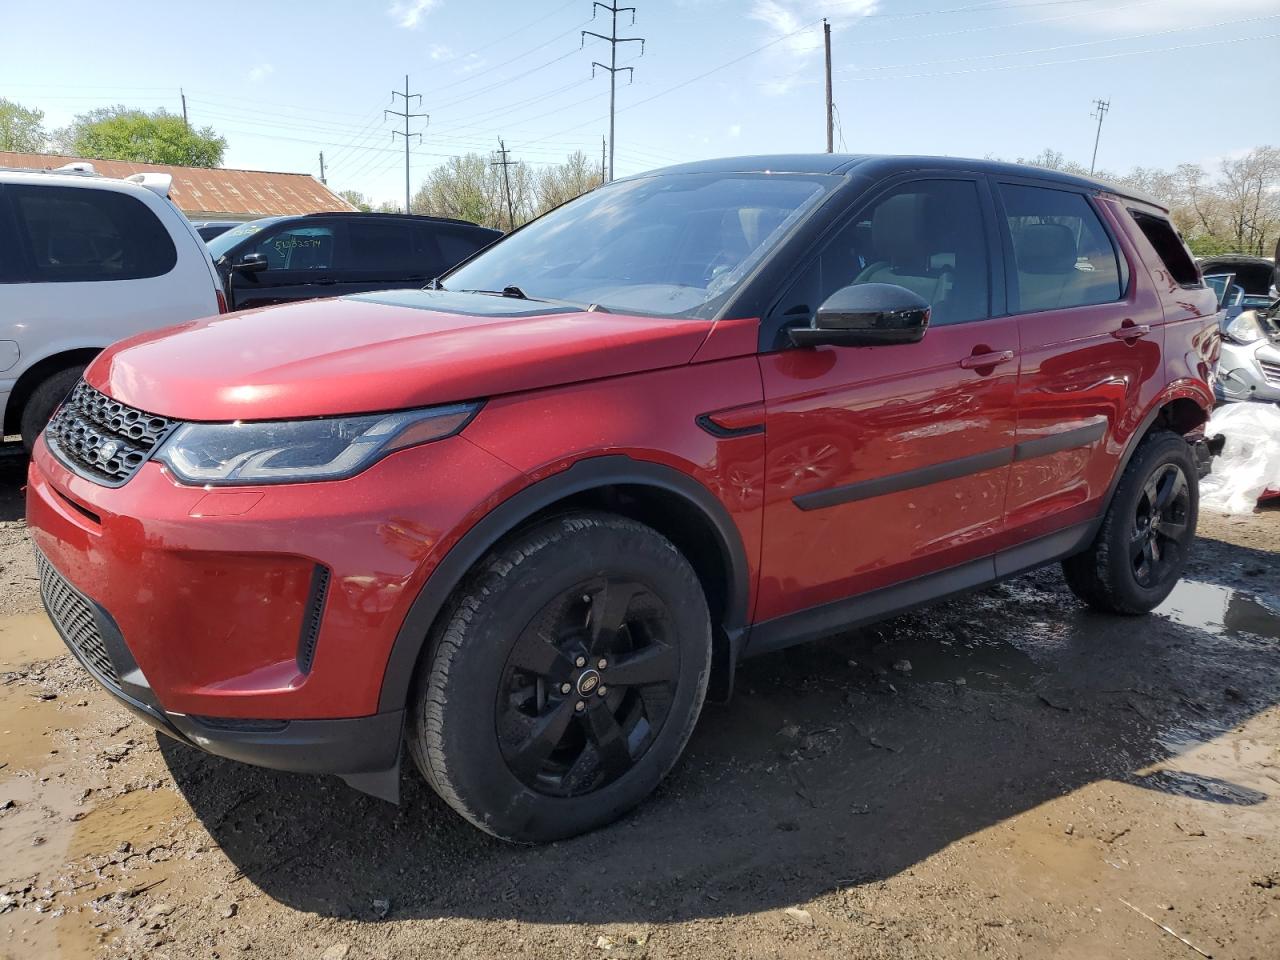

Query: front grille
[
  {"left": 1259, "top": 358, "right": 1280, "bottom": 386},
  {"left": 37, "top": 552, "right": 120, "bottom": 687},
  {"left": 44, "top": 380, "right": 177, "bottom": 486}
]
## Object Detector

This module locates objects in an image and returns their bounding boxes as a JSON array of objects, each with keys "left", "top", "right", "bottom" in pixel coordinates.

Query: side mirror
[
  {"left": 789, "top": 283, "right": 931, "bottom": 348},
  {"left": 234, "top": 252, "right": 269, "bottom": 274}
]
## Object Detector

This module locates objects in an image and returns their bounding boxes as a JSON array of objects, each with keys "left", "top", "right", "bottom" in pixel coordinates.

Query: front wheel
[
  {"left": 408, "top": 512, "right": 712, "bottom": 843},
  {"left": 1062, "top": 430, "right": 1198, "bottom": 614},
  {"left": 20, "top": 366, "right": 85, "bottom": 454}
]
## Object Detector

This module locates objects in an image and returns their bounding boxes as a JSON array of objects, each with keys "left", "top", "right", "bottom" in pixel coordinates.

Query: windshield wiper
[{"left": 459, "top": 286, "right": 611, "bottom": 313}]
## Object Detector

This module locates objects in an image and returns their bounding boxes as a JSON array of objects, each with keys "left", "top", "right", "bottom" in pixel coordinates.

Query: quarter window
[
  {"left": 1000, "top": 184, "right": 1122, "bottom": 312},
  {"left": 776, "top": 179, "right": 991, "bottom": 329},
  {"left": 1129, "top": 210, "right": 1200, "bottom": 287},
  {"left": 8, "top": 184, "right": 176, "bottom": 282}
]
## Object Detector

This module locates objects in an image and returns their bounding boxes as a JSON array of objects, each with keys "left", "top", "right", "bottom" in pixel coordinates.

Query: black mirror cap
[
  {"left": 789, "top": 282, "right": 931, "bottom": 348},
  {"left": 235, "top": 252, "right": 269, "bottom": 274}
]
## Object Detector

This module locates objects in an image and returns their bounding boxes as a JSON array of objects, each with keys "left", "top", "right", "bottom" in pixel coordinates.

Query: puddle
[
  {"left": 1154, "top": 580, "right": 1280, "bottom": 639},
  {"left": 0, "top": 612, "right": 65, "bottom": 669}
]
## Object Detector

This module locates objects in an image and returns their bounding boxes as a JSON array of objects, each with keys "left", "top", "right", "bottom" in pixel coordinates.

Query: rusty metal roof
[{"left": 0, "top": 152, "right": 357, "bottom": 219}]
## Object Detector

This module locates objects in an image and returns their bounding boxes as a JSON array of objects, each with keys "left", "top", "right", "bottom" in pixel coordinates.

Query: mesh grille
[
  {"left": 1259, "top": 358, "right": 1280, "bottom": 386},
  {"left": 37, "top": 552, "right": 120, "bottom": 686},
  {"left": 44, "top": 380, "right": 176, "bottom": 486}
]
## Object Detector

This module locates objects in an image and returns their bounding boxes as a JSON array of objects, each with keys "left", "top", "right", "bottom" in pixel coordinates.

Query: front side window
[
  {"left": 1000, "top": 184, "right": 1123, "bottom": 312},
  {"left": 443, "top": 172, "right": 835, "bottom": 318},
  {"left": 9, "top": 184, "right": 176, "bottom": 282},
  {"left": 775, "top": 179, "right": 991, "bottom": 330},
  {"left": 253, "top": 224, "right": 337, "bottom": 271}
]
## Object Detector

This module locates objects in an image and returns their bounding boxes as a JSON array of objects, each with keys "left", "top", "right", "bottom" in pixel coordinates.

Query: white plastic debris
[{"left": 1200, "top": 402, "right": 1280, "bottom": 514}]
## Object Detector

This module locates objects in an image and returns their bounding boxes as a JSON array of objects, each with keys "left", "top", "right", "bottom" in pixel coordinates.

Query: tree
[
  {"left": 411, "top": 153, "right": 513, "bottom": 230},
  {"left": 534, "top": 151, "right": 603, "bottom": 216},
  {"left": 0, "top": 98, "right": 47, "bottom": 152},
  {"left": 55, "top": 107, "right": 226, "bottom": 167},
  {"left": 338, "top": 189, "right": 373, "bottom": 212}
]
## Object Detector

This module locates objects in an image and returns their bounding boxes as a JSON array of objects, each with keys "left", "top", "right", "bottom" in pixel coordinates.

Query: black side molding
[
  {"left": 793, "top": 446, "right": 1013, "bottom": 511},
  {"left": 695, "top": 413, "right": 765, "bottom": 439},
  {"left": 1012, "top": 420, "right": 1106, "bottom": 462}
]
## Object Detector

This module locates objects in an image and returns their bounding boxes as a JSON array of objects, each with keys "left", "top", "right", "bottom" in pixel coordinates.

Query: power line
[
  {"left": 386, "top": 75, "right": 428, "bottom": 213},
  {"left": 582, "top": 1, "right": 645, "bottom": 182}
]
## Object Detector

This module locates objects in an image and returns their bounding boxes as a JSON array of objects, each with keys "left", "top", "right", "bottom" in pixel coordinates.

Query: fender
[
  {"left": 375, "top": 454, "right": 752, "bottom": 713},
  {"left": 1100, "top": 383, "right": 1213, "bottom": 514}
]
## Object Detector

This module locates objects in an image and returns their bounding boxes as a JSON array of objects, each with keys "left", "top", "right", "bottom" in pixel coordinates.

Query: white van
[{"left": 0, "top": 163, "right": 224, "bottom": 449}]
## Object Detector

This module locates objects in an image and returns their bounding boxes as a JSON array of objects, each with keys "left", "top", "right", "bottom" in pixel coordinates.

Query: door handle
[
  {"left": 1112, "top": 322, "right": 1150, "bottom": 340},
  {"left": 959, "top": 349, "right": 1015, "bottom": 370}
]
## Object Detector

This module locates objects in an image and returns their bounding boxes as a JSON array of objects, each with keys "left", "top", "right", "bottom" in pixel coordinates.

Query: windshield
[
  {"left": 443, "top": 172, "right": 834, "bottom": 318},
  {"left": 206, "top": 218, "right": 283, "bottom": 259}
]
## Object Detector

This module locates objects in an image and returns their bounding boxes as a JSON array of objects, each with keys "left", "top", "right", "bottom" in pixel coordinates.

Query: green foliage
[
  {"left": 0, "top": 98, "right": 47, "bottom": 152},
  {"left": 338, "top": 189, "right": 373, "bottom": 212},
  {"left": 57, "top": 107, "right": 226, "bottom": 167}
]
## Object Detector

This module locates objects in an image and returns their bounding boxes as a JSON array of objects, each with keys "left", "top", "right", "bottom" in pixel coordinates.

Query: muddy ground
[{"left": 1, "top": 445, "right": 1279, "bottom": 960}]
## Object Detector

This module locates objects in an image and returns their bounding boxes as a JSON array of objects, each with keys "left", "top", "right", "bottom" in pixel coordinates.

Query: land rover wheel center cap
[{"left": 576, "top": 669, "right": 601, "bottom": 697}]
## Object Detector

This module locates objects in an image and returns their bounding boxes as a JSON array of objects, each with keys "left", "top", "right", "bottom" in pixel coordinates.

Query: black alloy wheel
[{"left": 1130, "top": 462, "right": 1191, "bottom": 589}]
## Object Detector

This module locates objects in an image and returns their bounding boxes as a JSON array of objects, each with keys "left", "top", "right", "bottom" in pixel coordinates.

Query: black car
[
  {"left": 206, "top": 212, "right": 502, "bottom": 311},
  {"left": 190, "top": 219, "right": 242, "bottom": 242}
]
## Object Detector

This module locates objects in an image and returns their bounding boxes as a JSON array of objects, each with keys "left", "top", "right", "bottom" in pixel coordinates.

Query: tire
[
  {"left": 20, "top": 366, "right": 85, "bottom": 454},
  {"left": 1062, "top": 429, "right": 1198, "bottom": 615},
  {"left": 408, "top": 511, "right": 712, "bottom": 843}
]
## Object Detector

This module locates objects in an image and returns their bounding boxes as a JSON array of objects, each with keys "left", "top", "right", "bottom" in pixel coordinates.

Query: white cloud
[
  {"left": 247, "top": 63, "right": 274, "bottom": 83},
  {"left": 751, "top": 0, "right": 877, "bottom": 95},
  {"left": 1028, "top": 0, "right": 1278, "bottom": 31},
  {"left": 456, "top": 53, "right": 486, "bottom": 75},
  {"left": 388, "top": 0, "right": 440, "bottom": 29},
  {"left": 728, "top": 123, "right": 742, "bottom": 138},
  {"left": 429, "top": 43, "right": 454, "bottom": 61}
]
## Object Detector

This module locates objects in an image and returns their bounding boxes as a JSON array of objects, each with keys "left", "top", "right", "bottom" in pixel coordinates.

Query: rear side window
[
  {"left": 347, "top": 218, "right": 421, "bottom": 273},
  {"left": 1129, "top": 210, "right": 1201, "bottom": 287},
  {"left": 999, "top": 184, "right": 1122, "bottom": 313},
  {"left": 8, "top": 184, "right": 176, "bottom": 283},
  {"left": 434, "top": 227, "right": 492, "bottom": 270}
]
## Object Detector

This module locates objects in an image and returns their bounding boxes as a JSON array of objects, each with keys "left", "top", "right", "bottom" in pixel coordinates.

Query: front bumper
[
  {"left": 37, "top": 544, "right": 405, "bottom": 799},
  {"left": 1215, "top": 338, "right": 1280, "bottom": 403}
]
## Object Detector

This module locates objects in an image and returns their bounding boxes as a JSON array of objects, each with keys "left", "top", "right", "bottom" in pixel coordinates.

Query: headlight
[
  {"left": 1223, "top": 310, "right": 1265, "bottom": 345},
  {"left": 155, "top": 402, "right": 480, "bottom": 485}
]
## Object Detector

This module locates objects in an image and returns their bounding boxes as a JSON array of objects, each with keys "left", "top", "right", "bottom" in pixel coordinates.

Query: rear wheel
[
  {"left": 20, "top": 366, "right": 85, "bottom": 454},
  {"left": 1062, "top": 430, "right": 1198, "bottom": 614},
  {"left": 408, "top": 512, "right": 712, "bottom": 842}
]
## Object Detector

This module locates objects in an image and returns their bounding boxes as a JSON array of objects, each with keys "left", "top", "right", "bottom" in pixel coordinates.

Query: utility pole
[
  {"left": 1090, "top": 97, "right": 1110, "bottom": 175},
  {"left": 491, "top": 138, "right": 517, "bottom": 231},
  {"left": 318, "top": 151, "right": 326, "bottom": 185},
  {"left": 386, "top": 75, "right": 427, "bottom": 214},
  {"left": 582, "top": 2, "right": 645, "bottom": 182},
  {"left": 180, "top": 88, "right": 189, "bottom": 130},
  {"left": 824, "top": 20, "right": 834, "bottom": 153},
  {"left": 601, "top": 136, "right": 607, "bottom": 183}
]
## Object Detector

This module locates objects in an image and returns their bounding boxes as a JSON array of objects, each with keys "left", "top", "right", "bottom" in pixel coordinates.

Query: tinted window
[
  {"left": 347, "top": 219, "right": 420, "bottom": 273},
  {"left": 434, "top": 227, "right": 491, "bottom": 270},
  {"left": 252, "top": 224, "right": 337, "bottom": 271},
  {"left": 8, "top": 184, "right": 176, "bottom": 282},
  {"left": 206, "top": 218, "right": 280, "bottom": 260},
  {"left": 1130, "top": 210, "right": 1200, "bottom": 287},
  {"left": 776, "top": 179, "right": 990, "bottom": 329},
  {"left": 1000, "top": 184, "right": 1122, "bottom": 312},
  {"left": 445, "top": 173, "right": 834, "bottom": 318}
]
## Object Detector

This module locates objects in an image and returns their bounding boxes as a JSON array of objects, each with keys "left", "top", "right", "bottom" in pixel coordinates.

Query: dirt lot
[{"left": 1, "top": 447, "right": 1278, "bottom": 960}]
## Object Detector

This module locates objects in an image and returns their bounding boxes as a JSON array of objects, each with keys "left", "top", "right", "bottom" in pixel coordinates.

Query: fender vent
[{"left": 297, "top": 565, "right": 331, "bottom": 674}]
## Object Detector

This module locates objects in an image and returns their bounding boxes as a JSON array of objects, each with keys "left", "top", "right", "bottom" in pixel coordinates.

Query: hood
[
  {"left": 88, "top": 290, "right": 728, "bottom": 421},
  {"left": 1200, "top": 256, "right": 1277, "bottom": 296}
]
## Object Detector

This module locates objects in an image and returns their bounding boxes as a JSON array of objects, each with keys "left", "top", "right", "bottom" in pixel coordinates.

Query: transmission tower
[
  {"left": 582, "top": 2, "right": 645, "bottom": 182},
  {"left": 386, "top": 75, "right": 428, "bottom": 213},
  {"left": 491, "top": 138, "right": 518, "bottom": 231},
  {"left": 1090, "top": 98, "right": 1110, "bottom": 175}
]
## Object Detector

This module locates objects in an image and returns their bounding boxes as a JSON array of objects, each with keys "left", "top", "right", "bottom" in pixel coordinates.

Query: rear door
[
  {"left": 995, "top": 180, "right": 1164, "bottom": 545},
  {"left": 756, "top": 175, "right": 1019, "bottom": 624}
]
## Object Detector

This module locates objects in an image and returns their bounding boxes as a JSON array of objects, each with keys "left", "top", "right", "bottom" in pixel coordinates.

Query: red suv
[{"left": 28, "top": 156, "right": 1220, "bottom": 842}]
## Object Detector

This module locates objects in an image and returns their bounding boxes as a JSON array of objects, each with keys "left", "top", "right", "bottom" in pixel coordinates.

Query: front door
[
  {"left": 756, "top": 176, "right": 1018, "bottom": 624},
  {"left": 230, "top": 220, "right": 344, "bottom": 310}
]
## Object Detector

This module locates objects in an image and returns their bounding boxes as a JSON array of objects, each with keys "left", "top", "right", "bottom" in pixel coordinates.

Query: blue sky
[{"left": 3, "top": 0, "right": 1278, "bottom": 206}]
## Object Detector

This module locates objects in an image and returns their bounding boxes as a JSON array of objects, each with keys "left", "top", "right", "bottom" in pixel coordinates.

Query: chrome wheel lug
[
  {"left": 560, "top": 682, "right": 571, "bottom": 695},
  {"left": 597, "top": 686, "right": 608, "bottom": 697},
  {"left": 575, "top": 656, "right": 586, "bottom": 668},
  {"left": 597, "top": 658, "right": 608, "bottom": 670},
  {"left": 575, "top": 700, "right": 585, "bottom": 712}
]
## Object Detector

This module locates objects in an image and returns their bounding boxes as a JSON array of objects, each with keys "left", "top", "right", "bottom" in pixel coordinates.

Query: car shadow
[
  {"left": 160, "top": 531, "right": 1280, "bottom": 924},
  {"left": 0, "top": 444, "right": 27, "bottom": 523}
]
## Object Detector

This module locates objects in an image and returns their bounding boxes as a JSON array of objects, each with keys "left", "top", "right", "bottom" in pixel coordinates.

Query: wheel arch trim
[
  {"left": 375, "top": 454, "right": 751, "bottom": 713},
  {"left": 1101, "top": 385, "right": 1212, "bottom": 515}
]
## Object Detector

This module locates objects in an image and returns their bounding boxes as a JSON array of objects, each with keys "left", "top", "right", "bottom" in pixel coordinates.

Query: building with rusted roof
[{"left": 0, "top": 152, "right": 355, "bottom": 220}]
